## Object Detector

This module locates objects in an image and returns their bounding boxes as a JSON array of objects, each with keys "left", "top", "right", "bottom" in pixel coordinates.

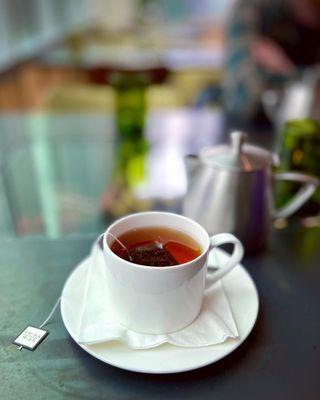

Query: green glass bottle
[
  {"left": 276, "top": 119, "right": 320, "bottom": 215},
  {"left": 103, "top": 71, "right": 152, "bottom": 217},
  {"left": 111, "top": 71, "right": 149, "bottom": 189}
]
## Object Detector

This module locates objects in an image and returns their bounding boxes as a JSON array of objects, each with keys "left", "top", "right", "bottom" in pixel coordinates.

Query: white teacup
[{"left": 103, "top": 212, "right": 244, "bottom": 334}]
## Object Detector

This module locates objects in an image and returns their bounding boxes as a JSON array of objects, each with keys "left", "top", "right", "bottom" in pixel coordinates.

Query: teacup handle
[
  {"left": 206, "top": 233, "right": 244, "bottom": 289},
  {"left": 273, "top": 172, "right": 319, "bottom": 219}
]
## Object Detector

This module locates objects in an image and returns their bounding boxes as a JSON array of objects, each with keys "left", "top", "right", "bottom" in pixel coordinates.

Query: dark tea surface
[{"left": 110, "top": 226, "right": 201, "bottom": 267}]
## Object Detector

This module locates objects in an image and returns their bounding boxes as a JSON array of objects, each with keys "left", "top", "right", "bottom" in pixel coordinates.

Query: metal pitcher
[
  {"left": 262, "top": 66, "right": 320, "bottom": 131},
  {"left": 183, "top": 131, "right": 319, "bottom": 253}
]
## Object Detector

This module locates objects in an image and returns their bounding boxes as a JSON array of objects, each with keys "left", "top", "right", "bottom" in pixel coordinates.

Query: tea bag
[
  {"left": 128, "top": 241, "right": 178, "bottom": 266},
  {"left": 107, "top": 233, "right": 177, "bottom": 266}
]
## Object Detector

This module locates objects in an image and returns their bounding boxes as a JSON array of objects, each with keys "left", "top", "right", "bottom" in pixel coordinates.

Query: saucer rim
[{"left": 61, "top": 250, "right": 259, "bottom": 374}]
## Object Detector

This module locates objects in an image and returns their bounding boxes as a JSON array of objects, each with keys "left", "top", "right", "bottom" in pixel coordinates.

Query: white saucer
[{"left": 61, "top": 249, "right": 259, "bottom": 374}]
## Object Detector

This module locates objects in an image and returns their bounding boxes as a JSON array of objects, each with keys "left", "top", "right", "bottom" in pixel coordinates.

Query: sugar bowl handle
[{"left": 273, "top": 172, "right": 319, "bottom": 219}]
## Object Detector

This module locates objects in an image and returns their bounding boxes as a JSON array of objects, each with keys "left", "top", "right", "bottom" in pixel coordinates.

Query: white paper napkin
[{"left": 76, "top": 241, "right": 239, "bottom": 349}]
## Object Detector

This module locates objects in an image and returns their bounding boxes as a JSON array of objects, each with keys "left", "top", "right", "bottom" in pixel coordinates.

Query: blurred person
[{"left": 223, "top": 0, "right": 320, "bottom": 125}]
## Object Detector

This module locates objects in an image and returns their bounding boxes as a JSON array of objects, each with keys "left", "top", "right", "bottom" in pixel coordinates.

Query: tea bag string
[
  {"left": 39, "top": 296, "right": 62, "bottom": 329},
  {"left": 17, "top": 232, "right": 131, "bottom": 351},
  {"left": 105, "top": 232, "right": 133, "bottom": 262},
  {"left": 37, "top": 233, "right": 132, "bottom": 328},
  {"left": 17, "top": 234, "right": 100, "bottom": 350}
]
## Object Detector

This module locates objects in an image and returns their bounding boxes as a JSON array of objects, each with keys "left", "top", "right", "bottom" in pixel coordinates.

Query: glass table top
[
  {"left": 0, "top": 109, "right": 224, "bottom": 238},
  {"left": 1, "top": 110, "right": 319, "bottom": 400}
]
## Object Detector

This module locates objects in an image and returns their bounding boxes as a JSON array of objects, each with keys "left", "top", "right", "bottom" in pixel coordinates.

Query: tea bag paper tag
[{"left": 13, "top": 326, "right": 49, "bottom": 351}]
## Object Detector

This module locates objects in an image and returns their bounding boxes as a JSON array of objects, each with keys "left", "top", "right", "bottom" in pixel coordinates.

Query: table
[
  {"left": 0, "top": 110, "right": 223, "bottom": 238},
  {"left": 1, "top": 111, "right": 319, "bottom": 399}
]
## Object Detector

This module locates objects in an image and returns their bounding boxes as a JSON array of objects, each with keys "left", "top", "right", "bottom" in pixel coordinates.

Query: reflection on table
[{"left": 0, "top": 109, "right": 223, "bottom": 238}]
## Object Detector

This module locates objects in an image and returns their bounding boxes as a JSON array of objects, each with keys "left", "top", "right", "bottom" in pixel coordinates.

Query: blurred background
[
  {"left": 0, "top": 0, "right": 229, "bottom": 110},
  {"left": 0, "top": 0, "right": 319, "bottom": 240}
]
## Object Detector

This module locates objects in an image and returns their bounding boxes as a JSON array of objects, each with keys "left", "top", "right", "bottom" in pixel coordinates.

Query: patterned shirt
[{"left": 223, "top": 0, "right": 320, "bottom": 123}]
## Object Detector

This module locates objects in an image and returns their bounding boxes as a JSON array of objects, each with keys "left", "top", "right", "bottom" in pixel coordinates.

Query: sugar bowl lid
[{"left": 200, "top": 131, "right": 273, "bottom": 172}]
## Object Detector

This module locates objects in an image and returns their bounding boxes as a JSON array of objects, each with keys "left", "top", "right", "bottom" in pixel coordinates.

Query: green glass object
[
  {"left": 276, "top": 119, "right": 320, "bottom": 212},
  {"left": 110, "top": 72, "right": 149, "bottom": 189},
  {"left": 103, "top": 71, "right": 153, "bottom": 218}
]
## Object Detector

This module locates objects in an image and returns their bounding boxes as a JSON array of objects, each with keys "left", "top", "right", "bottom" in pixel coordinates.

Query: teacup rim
[{"left": 103, "top": 211, "right": 210, "bottom": 271}]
